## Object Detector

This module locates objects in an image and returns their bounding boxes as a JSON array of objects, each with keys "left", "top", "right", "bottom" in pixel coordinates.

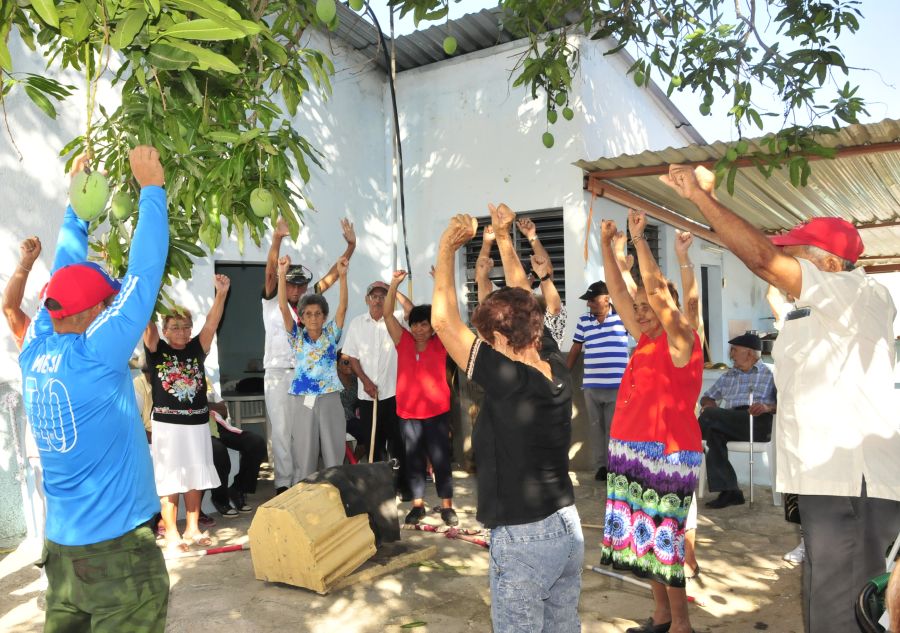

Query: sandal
[
  {"left": 165, "top": 538, "right": 189, "bottom": 554},
  {"left": 183, "top": 532, "right": 213, "bottom": 547},
  {"left": 625, "top": 618, "right": 672, "bottom": 633}
]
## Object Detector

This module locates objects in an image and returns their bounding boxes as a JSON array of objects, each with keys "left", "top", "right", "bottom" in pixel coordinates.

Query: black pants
[
  {"left": 699, "top": 406, "right": 772, "bottom": 492},
  {"left": 358, "top": 397, "right": 407, "bottom": 492},
  {"left": 799, "top": 479, "right": 900, "bottom": 633},
  {"left": 210, "top": 427, "right": 267, "bottom": 505},
  {"left": 401, "top": 413, "right": 453, "bottom": 500}
]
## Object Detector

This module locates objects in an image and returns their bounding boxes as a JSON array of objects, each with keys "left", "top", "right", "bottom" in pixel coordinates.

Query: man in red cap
[
  {"left": 662, "top": 164, "right": 899, "bottom": 633},
  {"left": 19, "top": 146, "right": 170, "bottom": 631}
]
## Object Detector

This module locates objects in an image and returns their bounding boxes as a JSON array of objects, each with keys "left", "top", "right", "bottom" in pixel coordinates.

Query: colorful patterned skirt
[{"left": 599, "top": 439, "right": 702, "bottom": 588}]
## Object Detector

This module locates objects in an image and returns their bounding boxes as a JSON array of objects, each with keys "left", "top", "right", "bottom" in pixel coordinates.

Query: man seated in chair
[{"left": 700, "top": 333, "right": 776, "bottom": 509}]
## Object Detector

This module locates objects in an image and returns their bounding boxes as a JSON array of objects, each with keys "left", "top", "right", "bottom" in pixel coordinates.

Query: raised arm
[
  {"left": 143, "top": 321, "right": 160, "bottom": 353},
  {"left": 51, "top": 154, "right": 92, "bottom": 273},
  {"left": 263, "top": 217, "right": 290, "bottom": 300},
  {"left": 600, "top": 220, "right": 642, "bottom": 340},
  {"left": 316, "top": 218, "right": 356, "bottom": 294},
  {"left": 530, "top": 253, "right": 561, "bottom": 315},
  {"left": 383, "top": 270, "right": 407, "bottom": 346},
  {"left": 613, "top": 231, "right": 638, "bottom": 299},
  {"left": 662, "top": 165, "right": 802, "bottom": 298},
  {"left": 432, "top": 215, "right": 478, "bottom": 370},
  {"left": 674, "top": 230, "right": 702, "bottom": 331},
  {"left": 628, "top": 210, "right": 695, "bottom": 362},
  {"left": 3, "top": 237, "right": 41, "bottom": 347},
  {"left": 199, "top": 274, "right": 230, "bottom": 353},
  {"left": 276, "top": 255, "right": 294, "bottom": 332},
  {"left": 334, "top": 256, "right": 349, "bottom": 329},
  {"left": 475, "top": 225, "right": 495, "bottom": 303},
  {"left": 395, "top": 287, "right": 413, "bottom": 321},
  {"left": 517, "top": 217, "right": 551, "bottom": 261},
  {"left": 490, "top": 203, "right": 530, "bottom": 292}
]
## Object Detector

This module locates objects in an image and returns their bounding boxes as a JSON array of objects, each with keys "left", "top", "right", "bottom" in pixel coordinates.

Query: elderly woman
[
  {"left": 277, "top": 253, "right": 348, "bottom": 484},
  {"left": 144, "top": 274, "right": 230, "bottom": 551},
  {"left": 432, "top": 211, "right": 583, "bottom": 633},
  {"left": 599, "top": 211, "right": 704, "bottom": 633}
]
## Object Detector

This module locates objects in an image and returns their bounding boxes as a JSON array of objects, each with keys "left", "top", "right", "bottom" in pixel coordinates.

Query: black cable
[{"left": 363, "top": 4, "right": 412, "bottom": 274}]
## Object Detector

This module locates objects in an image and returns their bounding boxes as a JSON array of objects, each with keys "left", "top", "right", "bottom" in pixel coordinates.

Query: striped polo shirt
[{"left": 573, "top": 311, "right": 629, "bottom": 389}]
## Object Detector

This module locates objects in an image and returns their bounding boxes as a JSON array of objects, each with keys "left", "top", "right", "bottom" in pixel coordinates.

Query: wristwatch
[{"left": 539, "top": 272, "right": 552, "bottom": 282}]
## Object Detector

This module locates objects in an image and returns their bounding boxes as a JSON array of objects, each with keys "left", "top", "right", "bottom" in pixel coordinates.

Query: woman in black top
[{"left": 432, "top": 210, "right": 583, "bottom": 633}]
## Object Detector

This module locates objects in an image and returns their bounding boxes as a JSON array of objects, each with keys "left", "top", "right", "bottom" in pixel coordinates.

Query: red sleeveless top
[{"left": 609, "top": 331, "right": 703, "bottom": 454}]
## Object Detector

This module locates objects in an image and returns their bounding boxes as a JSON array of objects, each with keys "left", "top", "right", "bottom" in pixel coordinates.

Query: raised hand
[
  {"left": 336, "top": 256, "right": 349, "bottom": 277},
  {"left": 19, "top": 236, "right": 41, "bottom": 267},
  {"left": 482, "top": 225, "right": 495, "bottom": 244},
  {"left": 530, "top": 253, "right": 552, "bottom": 279},
  {"left": 429, "top": 265, "right": 436, "bottom": 278},
  {"left": 214, "top": 273, "right": 231, "bottom": 293},
  {"left": 275, "top": 216, "right": 290, "bottom": 239},
  {"left": 516, "top": 217, "right": 537, "bottom": 240},
  {"left": 391, "top": 269, "right": 408, "bottom": 284},
  {"left": 660, "top": 164, "right": 716, "bottom": 200},
  {"left": 69, "top": 153, "right": 92, "bottom": 181},
  {"left": 600, "top": 219, "right": 618, "bottom": 243},
  {"left": 129, "top": 145, "right": 165, "bottom": 188},
  {"left": 341, "top": 218, "right": 356, "bottom": 245},
  {"left": 488, "top": 203, "right": 515, "bottom": 234},
  {"left": 441, "top": 214, "right": 477, "bottom": 251},
  {"left": 628, "top": 209, "right": 647, "bottom": 239},
  {"left": 475, "top": 255, "right": 493, "bottom": 277},
  {"left": 675, "top": 230, "right": 694, "bottom": 256},
  {"left": 278, "top": 255, "right": 291, "bottom": 275}
]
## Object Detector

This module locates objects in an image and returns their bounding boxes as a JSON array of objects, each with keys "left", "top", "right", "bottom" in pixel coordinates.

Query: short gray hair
[{"left": 805, "top": 245, "right": 855, "bottom": 271}]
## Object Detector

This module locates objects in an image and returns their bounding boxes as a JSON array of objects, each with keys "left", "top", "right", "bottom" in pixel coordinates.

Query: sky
[{"left": 364, "top": 0, "right": 900, "bottom": 144}]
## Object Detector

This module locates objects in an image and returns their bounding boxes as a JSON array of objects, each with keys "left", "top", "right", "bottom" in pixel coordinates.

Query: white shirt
[
  {"left": 341, "top": 311, "right": 401, "bottom": 401},
  {"left": 262, "top": 297, "right": 297, "bottom": 370},
  {"left": 773, "top": 259, "right": 900, "bottom": 500}
]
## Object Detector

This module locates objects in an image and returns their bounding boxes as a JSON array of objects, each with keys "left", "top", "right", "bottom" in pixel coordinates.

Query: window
[
  {"left": 462, "top": 209, "right": 565, "bottom": 320},
  {"left": 622, "top": 223, "right": 661, "bottom": 282}
]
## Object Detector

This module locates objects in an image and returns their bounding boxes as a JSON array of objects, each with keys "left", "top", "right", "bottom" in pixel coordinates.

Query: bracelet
[
  {"left": 17, "top": 263, "right": 32, "bottom": 272},
  {"left": 539, "top": 272, "right": 552, "bottom": 282},
  {"left": 528, "top": 235, "right": 538, "bottom": 243},
  {"left": 680, "top": 264, "right": 694, "bottom": 269},
  {"left": 630, "top": 234, "right": 645, "bottom": 245}
]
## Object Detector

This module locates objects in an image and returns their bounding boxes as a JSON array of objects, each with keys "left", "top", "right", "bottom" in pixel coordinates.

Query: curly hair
[
  {"left": 408, "top": 304, "right": 432, "bottom": 326},
  {"left": 298, "top": 293, "right": 329, "bottom": 319},
  {"left": 471, "top": 287, "right": 543, "bottom": 353}
]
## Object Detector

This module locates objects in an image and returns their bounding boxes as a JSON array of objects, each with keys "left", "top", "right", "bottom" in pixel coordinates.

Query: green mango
[
  {"left": 316, "top": 0, "right": 336, "bottom": 23},
  {"left": 547, "top": 110, "right": 558, "bottom": 124},
  {"left": 111, "top": 192, "right": 133, "bottom": 220},
  {"left": 443, "top": 36, "right": 457, "bottom": 55},
  {"left": 562, "top": 107, "right": 574, "bottom": 121},
  {"left": 69, "top": 171, "right": 110, "bottom": 221},
  {"left": 349, "top": 0, "right": 364, "bottom": 11},
  {"left": 250, "top": 187, "right": 274, "bottom": 218},
  {"left": 542, "top": 132, "right": 555, "bottom": 149}
]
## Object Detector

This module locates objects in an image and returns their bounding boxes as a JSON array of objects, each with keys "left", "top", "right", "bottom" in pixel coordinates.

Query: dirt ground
[{"left": 0, "top": 469, "right": 804, "bottom": 632}]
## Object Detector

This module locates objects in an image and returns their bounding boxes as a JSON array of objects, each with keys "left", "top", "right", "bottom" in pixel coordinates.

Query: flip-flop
[
  {"left": 184, "top": 532, "right": 213, "bottom": 547},
  {"left": 165, "top": 538, "right": 189, "bottom": 553}
]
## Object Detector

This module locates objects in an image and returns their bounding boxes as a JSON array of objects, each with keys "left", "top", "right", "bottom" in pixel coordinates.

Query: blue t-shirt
[
  {"left": 572, "top": 311, "right": 629, "bottom": 389},
  {"left": 20, "top": 187, "right": 168, "bottom": 546},
  {"left": 288, "top": 320, "right": 343, "bottom": 396}
]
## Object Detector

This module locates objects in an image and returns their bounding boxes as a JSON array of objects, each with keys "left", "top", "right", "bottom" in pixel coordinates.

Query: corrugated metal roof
[
  {"left": 578, "top": 118, "right": 900, "bottom": 264},
  {"left": 334, "top": 5, "right": 518, "bottom": 72}
]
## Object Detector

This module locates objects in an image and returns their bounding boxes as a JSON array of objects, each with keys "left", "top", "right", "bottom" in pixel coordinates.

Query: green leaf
[
  {"left": 726, "top": 163, "right": 738, "bottom": 195},
  {"left": 400, "top": 623, "right": 427, "bottom": 629},
  {"left": 158, "top": 18, "right": 256, "bottom": 41},
  {"left": 169, "top": 0, "right": 243, "bottom": 24},
  {"left": 24, "top": 84, "right": 56, "bottom": 118},
  {"left": 110, "top": 9, "right": 147, "bottom": 50},
  {"left": 30, "top": 0, "right": 60, "bottom": 28},
  {"left": 0, "top": 30, "right": 13, "bottom": 72},
  {"left": 71, "top": 2, "right": 93, "bottom": 42},
  {"left": 145, "top": 0, "right": 160, "bottom": 17},
  {"left": 164, "top": 39, "right": 240, "bottom": 73},
  {"left": 146, "top": 43, "right": 195, "bottom": 70}
]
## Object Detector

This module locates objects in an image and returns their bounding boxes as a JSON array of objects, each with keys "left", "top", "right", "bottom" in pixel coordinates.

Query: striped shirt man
[{"left": 573, "top": 311, "right": 629, "bottom": 389}]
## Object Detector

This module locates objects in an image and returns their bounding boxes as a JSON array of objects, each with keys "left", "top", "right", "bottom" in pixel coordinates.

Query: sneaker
[
  {"left": 405, "top": 506, "right": 427, "bottom": 525},
  {"left": 704, "top": 490, "right": 745, "bottom": 509},
  {"left": 229, "top": 488, "right": 253, "bottom": 513},
  {"left": 212, "top": 500, "right": 238, "bottom": 518},
  {"left": 198, "top": 511, "right": 217, "bottom": 528},
  {"left": 595, "top": 467, "right": 607, "bottom": 481},
  {"left": 783, "top": 539, "right": 805, "bottom": 563},
  {"left": 440, "top": 508, "right": 459, "bottom": 526}
]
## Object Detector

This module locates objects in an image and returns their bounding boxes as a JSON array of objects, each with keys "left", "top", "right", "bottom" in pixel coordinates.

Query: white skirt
[{"left": 151, "top": 419, "right": 221, "bottom": 496}]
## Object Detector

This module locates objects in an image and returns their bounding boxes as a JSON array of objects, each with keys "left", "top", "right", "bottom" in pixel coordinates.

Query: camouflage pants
[{"left": 39, "top": 522, "right": 169, "bottom": 633}]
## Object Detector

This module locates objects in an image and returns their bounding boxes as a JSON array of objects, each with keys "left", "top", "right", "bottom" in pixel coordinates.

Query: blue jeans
[{"left": 489, "top": 505, "right": 583, "bottom": 633}]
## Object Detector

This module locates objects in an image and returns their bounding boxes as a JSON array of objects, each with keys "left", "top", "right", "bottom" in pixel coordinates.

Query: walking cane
[
  {"left": 748, "top": 385, "right": 755, "bottom": 507},
  {"left": 368, "top": 396, "right": 379, "bottom": 464}
]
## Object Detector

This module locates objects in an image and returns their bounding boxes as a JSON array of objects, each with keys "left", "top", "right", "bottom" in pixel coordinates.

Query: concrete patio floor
[{"left": 0, "top": 469, "right": 804, "bottom": 632}]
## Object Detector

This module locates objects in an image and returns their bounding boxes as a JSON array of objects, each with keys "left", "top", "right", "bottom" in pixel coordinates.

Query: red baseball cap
[
  {"left": 44, "top": 262, "right": 121, "bottom": 318},
  {"left": 769, "top": 217, "right": 864, "bottom": 263}
]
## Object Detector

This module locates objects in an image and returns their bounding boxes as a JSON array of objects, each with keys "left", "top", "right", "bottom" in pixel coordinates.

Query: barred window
[{"left": 462, "top": 209, "right": 565, "bottom": 320}]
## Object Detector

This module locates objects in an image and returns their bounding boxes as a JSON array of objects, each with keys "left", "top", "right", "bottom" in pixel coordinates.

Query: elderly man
[
  {"left": 663, "top": 165, "right": 900, "bottom": 633},
  {"left": 566, "top": 281, "right": 629, "bottom": 481},
  {"left": 262, "top": 217, "right": 355, "bottom": 494},
  {"left": 699, "top": 333, "right": 776, "bottom": 509},
  {"left": 20, "top": 147, "right": 170, "bottom": 631},
  {"left": 342, "top": 280, "right": 412, "bottom": 495}
]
